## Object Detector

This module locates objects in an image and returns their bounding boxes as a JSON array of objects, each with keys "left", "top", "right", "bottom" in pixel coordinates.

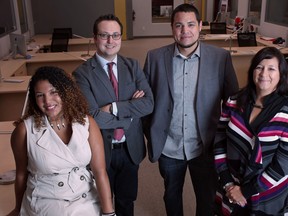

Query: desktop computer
[{"left": 9, "top": 33, "right": 31, "bottom": 59}]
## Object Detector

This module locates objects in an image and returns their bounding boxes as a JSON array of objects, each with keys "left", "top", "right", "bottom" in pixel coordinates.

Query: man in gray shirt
[{"left": 143, "top": 4, "right": 239, "bottom": 215}]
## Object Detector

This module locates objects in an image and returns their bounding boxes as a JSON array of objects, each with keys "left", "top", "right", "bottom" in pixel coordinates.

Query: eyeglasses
[{"left": 97, "top": 33, "right": 122, "bottom": 40}]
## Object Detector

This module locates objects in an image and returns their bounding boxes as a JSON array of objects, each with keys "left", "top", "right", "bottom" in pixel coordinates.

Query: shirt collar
[
  {"left": 95, "top": 53, "right": 118, "bottom": 68},
  {"left": 173, "top": 42, "right": 201, "bottom": 59}
]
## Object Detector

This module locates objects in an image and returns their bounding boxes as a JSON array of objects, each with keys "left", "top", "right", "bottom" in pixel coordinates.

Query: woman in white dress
[{"left": 7, "top": 66, "right": 115, "bottom": 216}]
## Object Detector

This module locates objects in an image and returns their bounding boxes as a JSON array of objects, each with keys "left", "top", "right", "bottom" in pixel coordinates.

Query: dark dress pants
[
  {"left": 107, "top": 144, "right": 139, "bottom": 216},
  {"left": 159, "top": 154, "right": 217, "bottom": 216}
]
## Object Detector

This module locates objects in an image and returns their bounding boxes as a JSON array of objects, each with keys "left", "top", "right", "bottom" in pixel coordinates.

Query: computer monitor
[
  {"left": 210, "top": 22, "right": 227, "bottom": 34},
  {"left": 237, "top": 32, "right": 257, "bottom": 47},
  {"left": 10, "top": 33, "right": 29, "bottom": 59}
]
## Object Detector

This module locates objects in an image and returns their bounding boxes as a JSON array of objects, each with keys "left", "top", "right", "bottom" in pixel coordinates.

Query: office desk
[
  {"left": 201, "top": 25, "right": 210, "bottom": 34},
  {"left": 0, "top": 121, "right": 14, "bottom": 134},
  {"left": 25, "top": 52, "right": 91, "bottom": 75},
  {"left": 1, "top": 37, "right": 287, "bottom": 90},
  {"left": 32, "top": 34, "right": 95, "bottom": 52},
  {"left": 0, "top": 51, "right": 92, "bottom": 77},
  {"left": 0, "top": 121, "right": 15, "bottom": 216},
  {"left": 200, "top": 34, "right": 267, "bottom": 47},
  {"left": 200, "top": 34, "right": 238, "bottom": 47},
  {"left": 0, "top": 76, "right": 31, "bottom": 121},
  {"left": 0, "top": 58, "right": 27, "bottom": 77}
]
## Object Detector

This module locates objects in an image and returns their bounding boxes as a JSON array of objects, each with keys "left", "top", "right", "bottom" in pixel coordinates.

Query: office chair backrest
[
  {"left": 210, "top": 22, "right": 227, "bottom": 34},
  {"left": 53, "top": 28, "right": 73, "bottom": 39},
  {"left": 50, "top": 32, "right": 69, "bottom": 52},
  {"left": 237, "top": 32, "right": 257, "bottom": 47}
]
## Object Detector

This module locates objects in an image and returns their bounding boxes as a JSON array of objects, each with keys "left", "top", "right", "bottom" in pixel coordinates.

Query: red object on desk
[
  {"left": 260, "top": 36, "right": 275, "bottom": 41},
  {"left": 235, "top": 17, "right": 241, "bottom": 25}
]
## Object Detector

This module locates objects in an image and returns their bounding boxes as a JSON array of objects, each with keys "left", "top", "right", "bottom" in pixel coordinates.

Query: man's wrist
[{"left": 109, "top": 104, "right": 113, "bottom": 114}]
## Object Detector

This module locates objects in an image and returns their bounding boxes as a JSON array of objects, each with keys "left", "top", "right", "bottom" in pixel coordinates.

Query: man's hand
[
  {"left": 101, "top": 104, "right": 112, "bottom": 113},
  {"left": 132, "top": 90, "right": 145, "bottom": 99},
  {"left": 100, "top": 90, "right": 144, "bottom": 113}
]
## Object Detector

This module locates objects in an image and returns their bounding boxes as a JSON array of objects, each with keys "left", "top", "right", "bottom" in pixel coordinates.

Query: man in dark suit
[
  {"left": 143, "top": 4, "right": 239, "bottom": 216},
  {"left": 73, "top": 14, "right": 153, "bottom": 216}
]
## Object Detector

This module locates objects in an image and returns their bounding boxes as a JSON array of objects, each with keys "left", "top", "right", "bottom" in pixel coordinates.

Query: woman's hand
[{"left": 225, "top": 185, "right": 247, "bottom": 207}]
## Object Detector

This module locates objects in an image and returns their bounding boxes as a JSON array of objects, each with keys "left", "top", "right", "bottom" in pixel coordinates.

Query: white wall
[
  {"left": 132, "top": 0, "right": 184, "bottom": 37},
  {"left": 237, "top": 0, "right": 249, "bottom": 18},
  {"left": 206, "top": 0, "right": 214, "bottom": 22}
]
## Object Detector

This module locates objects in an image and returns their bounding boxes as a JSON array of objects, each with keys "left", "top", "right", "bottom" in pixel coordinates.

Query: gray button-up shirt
[{"left": 162, "top": 44, "right": 202, "bottom": 160}]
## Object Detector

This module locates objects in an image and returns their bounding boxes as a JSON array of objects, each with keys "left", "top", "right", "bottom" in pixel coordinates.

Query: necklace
[
  {"left": 252, "top": 104, "right": 264, "bottom": 109},
  {"left": 48, "top": 116, "right": 65, "bottom": 130}
]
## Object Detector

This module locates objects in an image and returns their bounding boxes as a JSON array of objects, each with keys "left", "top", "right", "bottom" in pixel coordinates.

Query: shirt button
[
  {"left": 80, "top": 175, "right": 85, "bottom": 181},
  {"left": 82, "top": 193, "right": 87, "bottom": 198},
  {"left": 58, "top": 181, "right": 64, "bottom": 187}
]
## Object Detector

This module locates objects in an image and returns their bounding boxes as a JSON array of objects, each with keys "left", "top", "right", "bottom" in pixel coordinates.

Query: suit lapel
[
  {"left": 164, "top": 45, "right": 174, "bottom": 96},
  {"left": 90, "top": 57, "right": 117, "bottom": 101},
  {"left": 197, "top": 43, "right": 210, "bottom": 97},
  {"left": 116, "top": 57, "right": 130, "bottom": 100}
]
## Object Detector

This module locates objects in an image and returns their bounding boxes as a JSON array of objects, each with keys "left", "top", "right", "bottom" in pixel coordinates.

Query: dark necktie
[{"left": 107, "top": 62, "right": 124, "bottom": 141}]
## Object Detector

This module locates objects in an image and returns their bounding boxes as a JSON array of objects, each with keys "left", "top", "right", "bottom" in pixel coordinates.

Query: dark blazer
[
  {"left": 143, "top": 42, "right": 239, "bottom": 162},
  {"left": 73, "top": 55, "right": 154, "bottom": 166}
]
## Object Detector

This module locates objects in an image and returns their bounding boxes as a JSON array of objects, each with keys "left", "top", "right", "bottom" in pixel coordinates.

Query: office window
[
  {"left": 152, "top": 0, "right": 173, "bottom": 23},
  {"left": 0, "top": 0, "right": 17, "bottom": 38},
  {"left": 265, "top": 0, "right": 288, "bottom": 27},
  {"left": 248, "top": 0, "right": 261, "bottom": 25}
]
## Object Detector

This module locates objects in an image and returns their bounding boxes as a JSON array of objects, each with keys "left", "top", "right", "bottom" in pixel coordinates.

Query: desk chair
[
  {"left": 53, "top": 28, "right": 73, "bottom": 39},
  {"left": 237, "top": 32, "right": 257, "bottom": 47},
  {"left": 50, "top": 32, "right": 69, "bottom": 52},
  {"left": 210, "top": 22, "right": 226, "bottom": 34}
]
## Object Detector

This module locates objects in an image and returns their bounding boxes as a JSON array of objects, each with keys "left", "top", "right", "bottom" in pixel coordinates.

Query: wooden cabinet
[
  {"left": 0, "top": 76, "right": 30, "bottom": 121},
  {"left": 12, "top": 64, "right": 27, "bottom": 76}
]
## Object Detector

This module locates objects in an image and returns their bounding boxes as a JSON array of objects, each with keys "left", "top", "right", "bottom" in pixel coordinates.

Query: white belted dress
[{"left": 20, "top": 116, "right": 101, "bottom": 216}]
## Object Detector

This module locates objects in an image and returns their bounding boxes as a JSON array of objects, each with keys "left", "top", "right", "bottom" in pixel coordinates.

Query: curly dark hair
[
  {"left": 15, "top": 66, "right": 89, "bottom": 128},
  {"left": 236, "top": 46, "right": 288, "bottom": 109}
]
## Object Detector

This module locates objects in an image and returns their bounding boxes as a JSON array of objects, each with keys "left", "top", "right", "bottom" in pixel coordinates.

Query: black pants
[
  {"left": 107, "top": 144, "right": 139, "bottom": 216},
  {"left": 159, "top": 154, "right": 217, "bottom": 216}
]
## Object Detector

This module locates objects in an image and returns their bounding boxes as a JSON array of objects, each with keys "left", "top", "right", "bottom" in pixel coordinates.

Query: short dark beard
[{"left": 177, "top": 39, "right": 199, "bottom": 49}]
